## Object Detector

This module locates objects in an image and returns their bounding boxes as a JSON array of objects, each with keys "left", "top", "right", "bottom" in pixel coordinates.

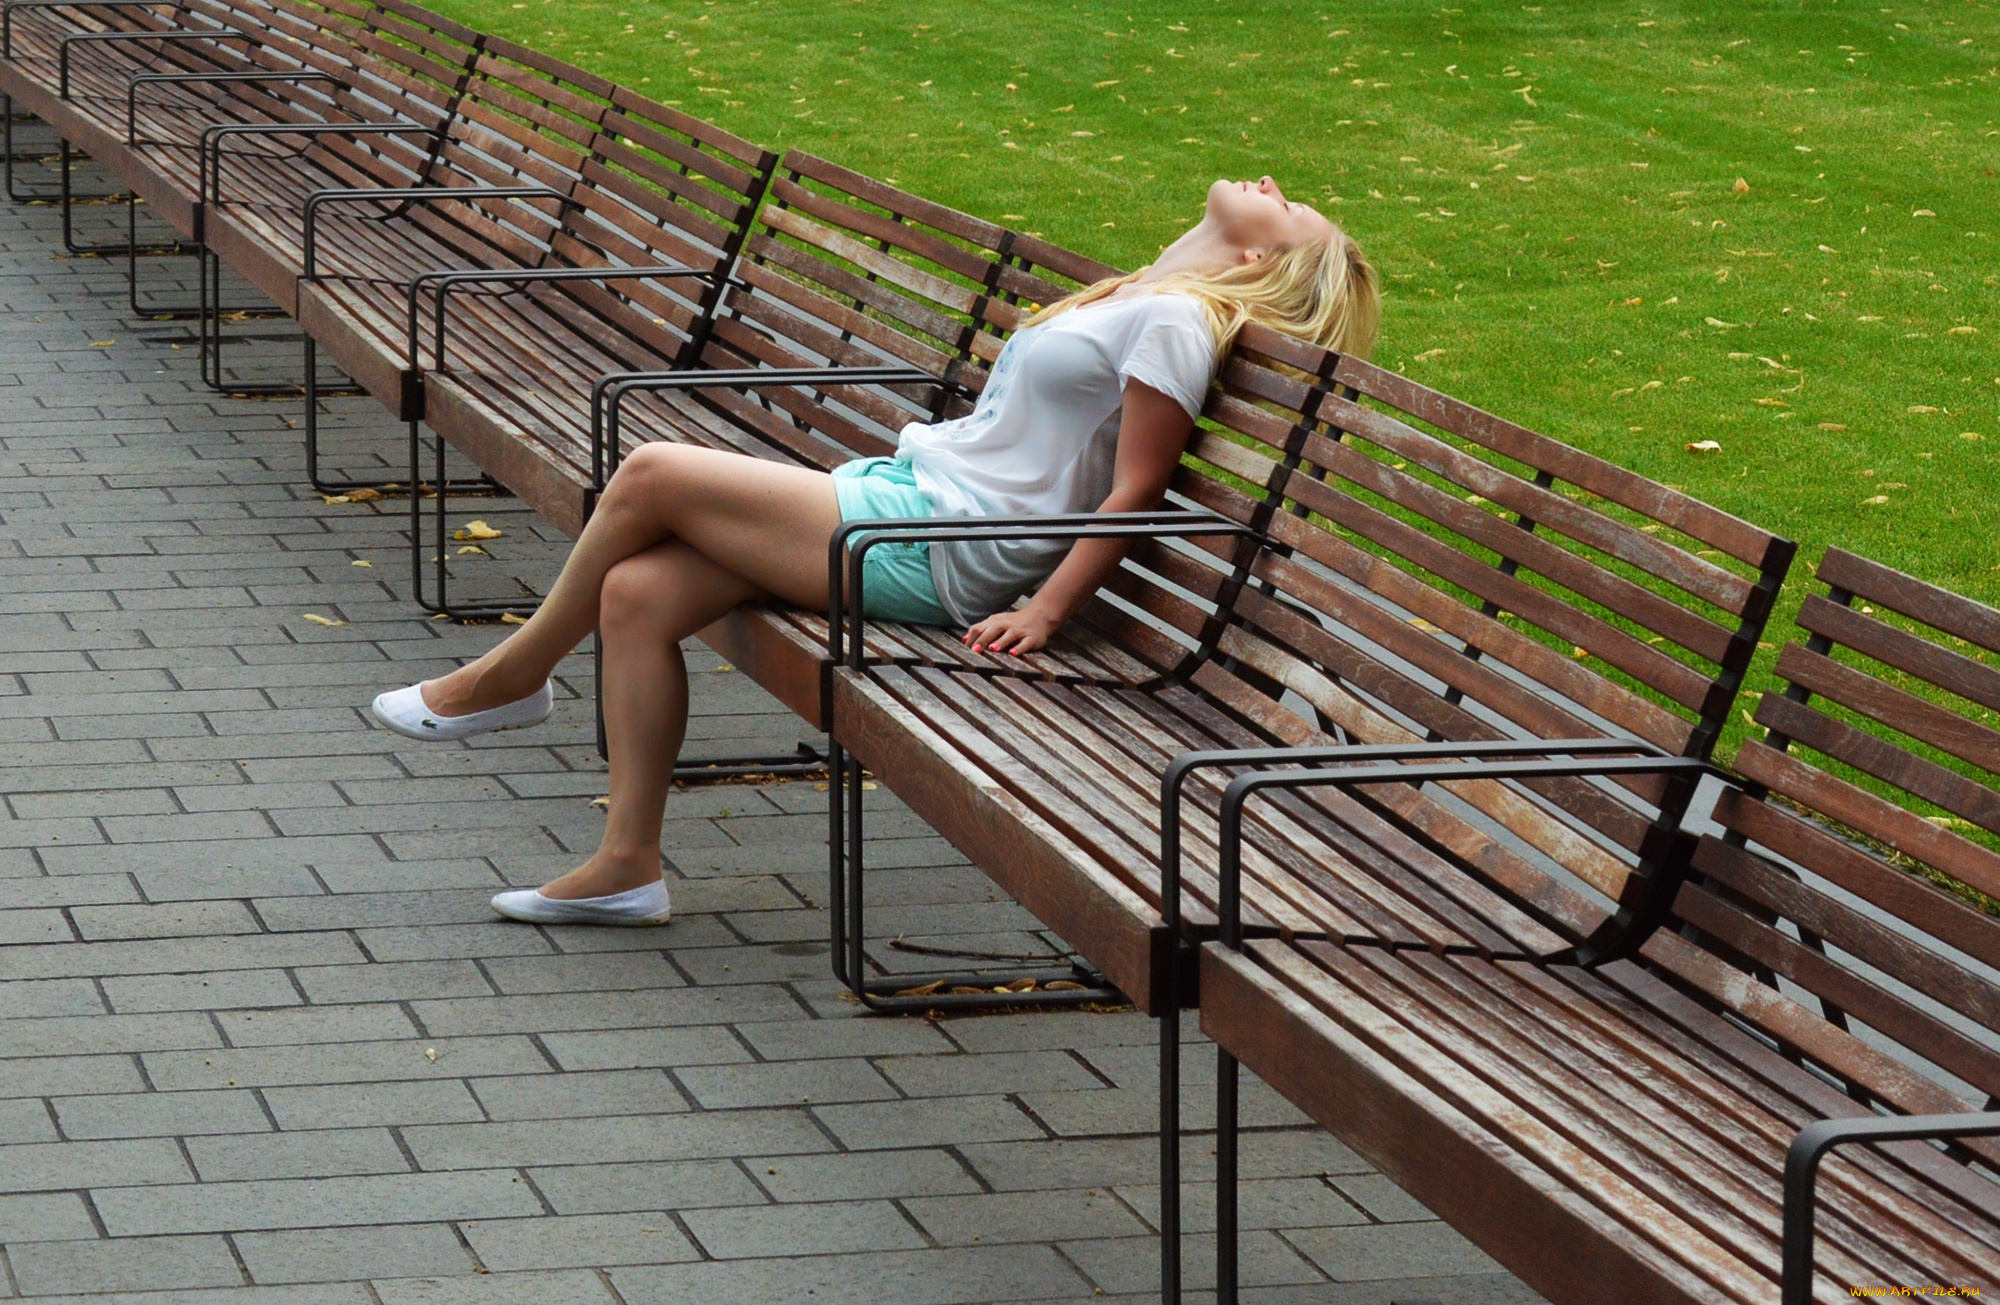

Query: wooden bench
[
  {"left": 0, "top": 0, "right": 485, "bottom": 386},
  {"left": 1199, "top": 545, "right": 2000, "bottom": 1303},
  {"left": 1, "top": 0, "right": 463, "bottom": 258}
]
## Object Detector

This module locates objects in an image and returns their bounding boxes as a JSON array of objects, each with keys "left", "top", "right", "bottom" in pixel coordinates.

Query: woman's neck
[{"left": 1138, "top": 221, "right": 1237, "bottom": 284}]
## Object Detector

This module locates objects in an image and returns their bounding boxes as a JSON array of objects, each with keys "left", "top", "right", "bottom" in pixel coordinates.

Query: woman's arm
[{"left": 962, "top": 380, "right": 1197, "bottom": 656}]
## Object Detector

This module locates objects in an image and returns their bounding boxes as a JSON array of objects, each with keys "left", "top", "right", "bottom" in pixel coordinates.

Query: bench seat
[
  {"left": 1200, "top": 546, "right": 2000, "bottom": 1303},
  {"left": 1204, "top": 936, "right": 2000, "bottom": 1304}
]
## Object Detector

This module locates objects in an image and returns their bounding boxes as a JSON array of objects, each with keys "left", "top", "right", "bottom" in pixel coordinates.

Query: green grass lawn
[{"left": 432, "top": 0, "right": 1997, "bottom": 755}]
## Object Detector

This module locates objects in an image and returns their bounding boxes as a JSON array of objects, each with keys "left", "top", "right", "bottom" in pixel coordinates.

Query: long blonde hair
[{"left": 1026, "top": 224, "right": 1380, "bottom": 363}]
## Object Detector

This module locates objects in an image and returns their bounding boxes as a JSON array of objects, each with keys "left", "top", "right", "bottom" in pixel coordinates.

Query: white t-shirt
[{"left": 896, "top": 291, "right": 1217, "bottom": 624}]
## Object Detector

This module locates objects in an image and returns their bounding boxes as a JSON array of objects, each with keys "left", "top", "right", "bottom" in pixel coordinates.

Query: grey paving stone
[
  {"left": 877, "top": 1049, "right": 1106, "bottom": 1099},
  {"left": 815, "top": 1095, "right": 1046, "bottom": 1151},
  {"left": 478, "top": 951, "right": 684, "bottom": 995},
  {"left": 53, "top": 1088, "right": 270, "bottom": 1140},
  {"left": 0, "top": 1190, "right": 99, "bottom": 1243},
  {"left": 0, "top": 977, "right": 106, "bottom": 1018},
  {"left": 911, "top": 1187, "right": 1152, "bottom": 1246},
  {"left": 1115, "top": 1176, "right": 1373, "bottom": 1235},
  {"left": 291, "top": 959, "right": 493, "bottom": 1005},
  {"left": 1061, "top": 1229, "right": 1324, "bottom": 1293},
  {"left": 461, "top": 1212, "right": 700, "bottom": 1272},
  {"left": 0, "top": 1095, "right": 57, "bottom": 1144},
  {"left": 677, "top": 1056, "right": 897, "bottom": 1110},
  {"left": 525, "top": 1159, "right": 767, "bottom": 1216},
  {"left": 7, "top": 1233, "right": 244, "bottom": 1296},
  {"left": 410, "top": 985, "right": 797, "bottom": 1038},
  {"left": 0, "top": 1137, "right": 193, "bottom": 1193},
  {"left": 609, "top": 1244, "right": 1091, "bottom": 1305},
  {"left": 0, "top": 1054, "right": 146, "bottom": 1100},
  {"left": 404, "top": 1108, "right": 833, "bottom": 1171},
  {"left": 468, "top": 1069, "right": 686, "bottom": 1121},
  {"left": 371, "top": 1269, "right": 621, "bottom": 1305},
  {"left": 261, "top": 1079, "right": 487, "bottom": 1131},
  {"left": 215, "top": 1002, "right": 420, "bottom": 1047},
  {"left": 103, "top": 968, "right": 305, "bottom": 1013},
  {"left": 745, "top": 1148, "right": 980, "bottom": 1204},
  {"left": 94, "top": 1168, "right": 544, "bottom": 1235},
  {"left": 186, "top": 1126, "right": 413, "bottom": 1182},
  {"left": 532, "top": 1032, "right": 752, "bottom": 1072},
  {"left": 1283, "top": 1218, "right": 1510, "bottom": 1285},
  {"left": 233, "top": 1222, "right": 477, "bottom": 1285},
  {"left": 681, "top": 1197, "right": 925, "bottom": 1259},
  {"left": 0, "top": 1010, "right": 220, "bottom": 1058},
  {"left": 144, "top": 1035, "right": 551, "bottom": 1091},
  {"left": 734, "top": 1016, "right": 956, "bottom": 1062}
]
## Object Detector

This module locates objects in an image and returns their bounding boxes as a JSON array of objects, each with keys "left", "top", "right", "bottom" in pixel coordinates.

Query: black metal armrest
[
  {"left": 297, "top": 184, "right": 564, "bottom": 279},
  {"left": 1159, "top": 737, "right": 1670, "bottom": 945},
  {"left": 590, "top": 364, "right": 935, "bottom": 491},
  {"left": 1783, "top": 1111, "right": 2000, "bottom": 1305},
  {"left": 4, "top": 1, "right": 165, "bottom": 62},
  {"left": 827, "top": 510, "right": 1260, "bottom": 671},
  {"left": 127, "top": 69, "right": 336, "bottom": 144},
  {"left": 1207, "top": 749, "right": 1725, "bottom": 960},
  {"left": 199, "top": 121, "right": 437, "bottom": 212},
  {"left": 59, "top": 27, "right": 249, "bottom": 98},
  {"left": 409, "top": 262, "right": 712, "bottom": 377}
]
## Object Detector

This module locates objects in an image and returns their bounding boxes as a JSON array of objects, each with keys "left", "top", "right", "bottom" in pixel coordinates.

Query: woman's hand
[{"left": 962, "top": 605, "right": 1062, "bottom": 657}]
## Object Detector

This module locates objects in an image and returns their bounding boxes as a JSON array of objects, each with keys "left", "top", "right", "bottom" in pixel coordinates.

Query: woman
[{"left": 371, "top": 176, "right": 1380, "bottom": 925}]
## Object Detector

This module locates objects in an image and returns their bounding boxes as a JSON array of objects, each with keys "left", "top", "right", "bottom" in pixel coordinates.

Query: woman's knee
[
  {"left": 599, "top": 555, "right": 663, "bottom": 633},
  {"left": 605, "top": 442, "right": 688, "bottom": 505}
]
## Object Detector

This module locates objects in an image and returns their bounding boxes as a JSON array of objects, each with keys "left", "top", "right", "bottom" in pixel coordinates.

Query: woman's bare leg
[
  {"left": 539, "top": 541, "right": 756, "bottom": 900},
  {"left": 422, "top": 445, "right": 843, "bottom": 715}
]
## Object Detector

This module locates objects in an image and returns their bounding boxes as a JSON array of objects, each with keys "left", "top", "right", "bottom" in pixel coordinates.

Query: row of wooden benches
[{"left": 8, "top": 4, "right": 2000, "bottom": 1302}]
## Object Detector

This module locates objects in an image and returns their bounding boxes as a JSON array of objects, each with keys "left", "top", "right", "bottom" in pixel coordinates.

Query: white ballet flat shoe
[
  {"left": 371, "top": 680, "right": 552, "bottom": 742},
  {"left": 490, "top": 880, "right": 673, "bottom": 926}
]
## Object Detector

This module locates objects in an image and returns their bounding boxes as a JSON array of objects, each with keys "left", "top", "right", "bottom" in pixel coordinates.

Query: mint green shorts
[{"left": 831, "top": 457, "right": 953, "bottom": 626}]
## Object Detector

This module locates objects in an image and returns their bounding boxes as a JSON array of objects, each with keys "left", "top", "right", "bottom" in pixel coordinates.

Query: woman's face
[{"left": 1205, "top": 176, "right": 1336, "bottom": 261}]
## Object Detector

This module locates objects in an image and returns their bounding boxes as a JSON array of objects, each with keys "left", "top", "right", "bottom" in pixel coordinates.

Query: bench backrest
[
  {"left": 664, "top": 149, "right": 1117, "bottom": 470},
  {"left": 1671, "top": 548, "right": 2000, "bottom": 1121},
  {"left": 1075, "top": 343, "right": 1798, "bottom": 949}
]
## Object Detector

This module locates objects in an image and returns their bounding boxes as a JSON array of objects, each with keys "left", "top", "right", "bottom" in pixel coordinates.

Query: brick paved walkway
[{"left": 0, "top": 155, "right": 1543, "bottom": 1303}]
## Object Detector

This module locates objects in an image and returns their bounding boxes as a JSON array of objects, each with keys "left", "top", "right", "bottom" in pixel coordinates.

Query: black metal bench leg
[
  {"left": 196, "top": 248, "right": 307, "bottom": 396},
  {"left": 57, "top": 139, "right": 138, "bottom": 253},
  {"left": 1161, "top": 986, "right": 1184, "bottom": 1303},
  {"left": 830, "top": 746, "right": 1122, "bottom": 1013},
  {"left": 3, "top": 95, "right": 62, "bottom": 199},
  {"left": 299, "top": 335, "right": 391, "bottom": 493},
  {"left": 1216, "top": 1043, "right": 1241, "bottom": 1305},
  {"left": 123, "top": 196, "right": 205, "bottom": 318},
  {"left": 405, "top": 420, "right": 535, "bottom": 621}
]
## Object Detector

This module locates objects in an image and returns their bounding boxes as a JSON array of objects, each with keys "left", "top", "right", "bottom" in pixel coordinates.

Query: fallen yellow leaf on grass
[
  {"left": 302, "top": 613, "right": 344, "bottom": 627},
  {"left": 1686, "top": 440, "right": 1723, "bottom": 453},
  {"left": 1733, "top": 177, "right": 1750, "bottom": 193},
  {"left": 454, "top": 520, "right": 503, "bottom": 541},
  {"left": 1570, "top": 646, "right": 1590, "bottom": 660},
  {"left": 1412, "top": 347, "right": 1448, "bottom": 362},
  {"left": 1819, "top": 423, "right": 1847, "bottom": 432},
  {"left": 499, "top": 613, "right": 529, "bottom": 625},
  {"left": 1862, "top": 495, "right": 1891, "bottom": 506},
  {"left": 1913, "top": 209, "right": 1936, "bottom": 217},
  {"left": 1963, "top": 432, "right": 1984, "bottom": 441},
  {"left": 1909, "top": 405, "right": 1940, "bottom": 414},
  {"left": 1753, "top": 398, "right": 1788, "bottom": 407},
  {"left": 1949, "top": 326, "right": 1978, "bottom": 335},
  {"left": 1705, "top": 317, "right": 1737, "bottom": 328}
]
